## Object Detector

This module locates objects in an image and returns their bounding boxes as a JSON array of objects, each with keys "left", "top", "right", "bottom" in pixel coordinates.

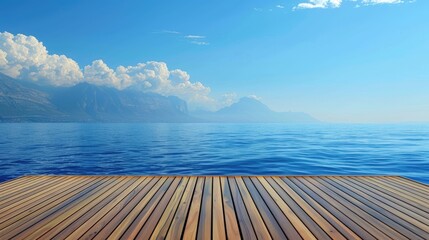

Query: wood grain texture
[
  {"left": 0, "top": 175, "right": 427, "bottom": 240},
  {"left": 182, "top": 177, "right": 204, "bottom": 240},
  {"left": 220, "top": 177, "right": 241, "bottom": 240},
  {"left": 212, "top": 177, "right": 226, "bottom": 240},
  {"left": 197, "top": 176, "right": 212, "bottom": 240}
]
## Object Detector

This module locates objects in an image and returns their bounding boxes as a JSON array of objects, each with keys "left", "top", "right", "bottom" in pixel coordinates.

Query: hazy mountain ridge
[
  {"left": 0, "top": 73, "right": 318, "bottom": 123},
  {"left": 0, "top": 73, "right": 63, "bottom": 121},
  {"left": 192, "top": 97, "right": 318, "bottom": 123},
  {"left": 0, "top": 73, "right": 191, "bottom": 122}
]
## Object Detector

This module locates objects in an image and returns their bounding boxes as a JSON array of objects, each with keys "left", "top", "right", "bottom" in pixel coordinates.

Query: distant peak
[
  {"left": 217, "top": 96, "right": 271, "bottom": 115},
  {"left": 246, "top": 95, "right": 262, "bottom": 101},
  {"left": 236, "top": 97, "right": 267, "bottom": 107},
  {"left": 237, "top": 96, "right": 263, "bottom": 104}
]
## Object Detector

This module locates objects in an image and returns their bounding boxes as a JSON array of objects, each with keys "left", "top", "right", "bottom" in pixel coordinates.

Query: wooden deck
[{"left": 0, "top": 176, "right": 428, "bottom": 239}]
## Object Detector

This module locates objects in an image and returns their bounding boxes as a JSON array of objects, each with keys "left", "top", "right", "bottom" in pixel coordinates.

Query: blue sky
[{"left": 0, "top": 0, "right": 428, "bottom": 122}]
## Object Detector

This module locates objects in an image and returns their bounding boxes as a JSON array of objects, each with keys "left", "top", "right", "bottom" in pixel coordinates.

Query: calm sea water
[{"left": 1, "top": 123, "right": 429, "bottom": 183}]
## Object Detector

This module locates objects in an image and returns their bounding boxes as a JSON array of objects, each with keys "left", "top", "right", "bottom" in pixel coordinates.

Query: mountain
[
  {"left": 0, "top": 73, "right": 191, "bottom": 122},
  {"left": 49, "top": 83, "right": 190, "bottom": 122},
  {"left": 0, "top": 73, "right": 318, "bottom": 123},
  {"left": 0, "top": 73, "right": 63, "bottom": 121},
  {"left": 192, "top": 97, "right": 318, "bottom": 123}
]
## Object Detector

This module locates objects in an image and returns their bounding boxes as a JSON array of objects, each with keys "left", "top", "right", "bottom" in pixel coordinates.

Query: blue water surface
[{"left": 1, "top": 123, "right": 429, "bottom": 183}]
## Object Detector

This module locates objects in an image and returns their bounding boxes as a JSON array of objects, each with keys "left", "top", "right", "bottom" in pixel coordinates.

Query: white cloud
[
  {"left": 161, "top": 30, "right": 181, "bottom": 34},
  {"left": 184, "top": 35, "right": 209, "bottom": 45},
  {"left": 361, "top": 0, "right": 403, "bottom": 5},
  {"left": 190, "top": 41, "right": 210, "bottom": 46},
  {"left": 84, "top": 60, "right": 123, "bottom": 88},
  {"left": 276, "top": 5, "right": 285, "bottom": 8},
  {"left": 184, "top": 35, "right": 206, "bottom": 39},
  {"left": 0, "top": 32, "right": 224, "bottom": 110},
  {"left": 0, "top": 50, "right": 7, "bottom": 66},
  {"left": 158, "top": 31, "right": 210, "bottom": 45},
  {"left": 295, "top": 0, "right": 342, "bottom": 9},
  {"left": 0, "top": 32, "right": 83, "bottom": 86},
  {"left": 294, "top": 0, "right": 410, "bottom": 9},
  {"left": 248, "top": 95, "right": 262, "bottom": 101},
  {"left": 83, "top": 60, "right": 217, "bottom": 110},
  {"left": 220, "top": 93, "right": 238, "bottom": 107}
]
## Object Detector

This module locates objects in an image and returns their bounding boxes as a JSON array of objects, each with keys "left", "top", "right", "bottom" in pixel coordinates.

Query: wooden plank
[
  {"left": 197, "top": 176, "right": 213, "bottom": 240},
  {"left": 241, "top": 177, "right": 287, "bottom": 240},
  {"left": 378, "top": 177, "right": 429, "bottom": 200},
  {"left": 277, "top": 178, "right": 362, "bottom": 239},
  {"left": 316, "top": 179, "right": 421, "bottom": 239},
  {"left": 334, "top": 177, "right": 429, "bottom": 232},
  {"left": 0, "top": 176, "right": 80, "bottom": 219},
  {"left": 148, "top": 177, "right": 193, "bottom": 239},
  {"left": 0, "top": 177, "right": 112, "bottom": 239},
  {"left": 322, "top": 177, "right": 428, "bottom": 239},
  {"left": 306, "top": 179, "right": 405, "bottom": 239},
  {"left": 64, "top": 177, "right": 154, "bottom": 239},
  {"left": 259, "top": 177, "right": 316, "bottom": 239},
  {"left": 0, "top": 175, "right": 428, "bottom": 240},
  {"left": 220, "top": 177, "right": 241, "bottom": 240},
  {"left": 0, "top": 176, "right": 57, "bottom": 206},
  {"left": 381, "top": 177, "right": 429, "bottom": 200},
  {"left": 48, "top": 177, "right": 148, "bottom": 239},
  {"left": 212, "top": 177, "right": 226, "bottom": 240},
  {"left": 262, "top": 177, "right": 325, "bottom": 239},
  {"left": 35, "top": 177, "right": 138, "bottom": 239},
  {"left": 0, "top": 177, "right": 98, "bottom": 229},
  {"left": 234, "top": 177, "right": 272, "bottom": 240},
  {"left": 165, "top": 177, "right": 197, "bottom": 240},
  {"left": 228, "top": 177, "right": 257, "bottom": 240},
  {"left": 14, "top": 177, "right": 129, "bottom": 239},
  {"left": 348, "top": 177, "right": 429, "bottom": 222},
  {"left": 251, "top": 177, "right": 303, "bottom": 240},
  {"left": 120, "top": 177, "right": 182, "bottom": 239},
  {"left": 182, "top": 177, "right": 205, "bottom": 240},
  {"left": 393, "top": 177, "right": 429, "bottom": 193},
  {"left": 89, "top": 177, "right": 168, "bottom": 240},
  {"left": 284, "top": 177, "right": 377, "bottom": 240},
  {"left": 0, "top": 177, "right": 102, "bottom": 229},
  {"left": 364, "top": 177, "right": 429, "bottom": 209},
  {"left": 267, "top": 177, "right": 345, "bottom": 239},
  {"left": 133, "top": 177, "right": 187, "bottom": 240},
  {"left": 0, "top": 176, "right": 49, "bottom": 198},
  {"left": 300, "top": 177, "right": 405, "bottom": 239},
  {"left": 0, "top": 176, "right": 37, "bottom": 192},
  {"left": 105, "top": 177, "right": 175, "bottom": 239}
]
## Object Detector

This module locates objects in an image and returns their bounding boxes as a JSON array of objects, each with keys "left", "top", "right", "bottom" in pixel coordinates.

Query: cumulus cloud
[
  {"left": 0, "top": 32, "right": 224, "bottom": 110},
  {"left": 84, "top": 60, "right": 124, "bottom": 88},
  {"left": 83, "top": 60, "right": 216, "bottom": 110},
  {"left": 0, "top": 32, "right": 83, "bottom": 86},
  {"left": 0, "top": 50, "right": 7, "bottom": 66}
]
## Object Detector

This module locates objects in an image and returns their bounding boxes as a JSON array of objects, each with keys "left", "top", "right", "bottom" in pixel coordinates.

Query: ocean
[{"left": 1, "top": 123, "right": 428, "bottom": 184}]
